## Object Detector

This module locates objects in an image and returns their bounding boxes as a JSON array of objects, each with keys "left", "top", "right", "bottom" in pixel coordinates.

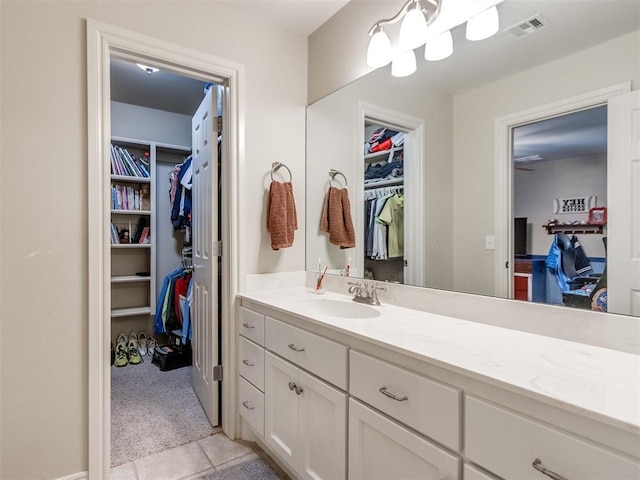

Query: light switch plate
[{"left": 485, "top": 235, "right": 495, "bottom": 250}]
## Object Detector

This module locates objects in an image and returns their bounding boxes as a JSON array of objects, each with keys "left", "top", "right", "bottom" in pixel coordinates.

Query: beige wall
[
  {"left": 0, "top": 1, "right": 307, "bottom": 478},
  {"left": 452, "top": 31, "right": 640, "bottom": 295}
]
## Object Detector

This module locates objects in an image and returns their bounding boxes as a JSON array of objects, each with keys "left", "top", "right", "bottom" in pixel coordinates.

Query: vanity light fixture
[{"left": 367, "top": 0, "right": 502, "bottom": 73}]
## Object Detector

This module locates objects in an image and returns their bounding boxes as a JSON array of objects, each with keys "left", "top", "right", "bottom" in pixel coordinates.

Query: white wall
[
  {"left": 514, "top": 153, "right": 607, "bottom": 259},
  {"left": 452, "top": 31, "right": 639, "bottom": 296},
  {"left": 111, "top": 101, "right": 192, "bottom": 147},
  {"left": 0, "top": 2, "right": 307, "bottom": 478}
]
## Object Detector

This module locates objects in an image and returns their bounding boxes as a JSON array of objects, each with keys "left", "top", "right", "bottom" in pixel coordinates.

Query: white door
[
  {"left": 298, "top": 369, "right": 347, "bottom": 480},
  {"left": 264, "top": 351, "right": 299, "bottom": 466},
  {"left": 348, "top": 399, "right": 461, "bottom": 480},
  {"left": 192, "top": 86, "right": 219, "bottom": 425},
  {"left": 608, "top": 90, "right": 640, "bottom": 316}
]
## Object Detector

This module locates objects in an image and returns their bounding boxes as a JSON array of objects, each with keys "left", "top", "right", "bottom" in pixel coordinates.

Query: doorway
[
  {"left": 109, "top": 57, "right": 222, "bottom": 467},
  {"left": 511, "top": 105, "right": 607, "bottom": 310},
  {"left": 87, "top": 19, "right": 242, "bottom": 479}
]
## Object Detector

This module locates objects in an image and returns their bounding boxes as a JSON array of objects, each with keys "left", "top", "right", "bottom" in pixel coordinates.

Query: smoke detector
[{"left": 506, "top": 15, "right": 550, "bottom": 39}]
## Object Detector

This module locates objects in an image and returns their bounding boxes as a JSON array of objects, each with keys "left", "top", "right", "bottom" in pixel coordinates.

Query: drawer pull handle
[
  {"left": 288, "top": 381, "right": 303, "bottom": 395},
  {"left": 379, "top": 386, "right": 408, "bottom": 402},
  {"left": 242, "top": 359, "right": 255, "bottom": 367},
  {"left": 242, "top": 401, "right": 255, "bottom": 410},
  {"left": 288, "top": 343, "right": 305, "bottom": 352},
  {"left": 242, "top": 323, "right": 255, "bottom": 329},
  {"left": 532, "top": 459, "right": 568, "bottom": 480}
]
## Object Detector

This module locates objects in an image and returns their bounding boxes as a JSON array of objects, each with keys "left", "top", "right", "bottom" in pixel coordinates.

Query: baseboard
[{"left": 56, "top": 471, "right": 88, "bottom": 480}]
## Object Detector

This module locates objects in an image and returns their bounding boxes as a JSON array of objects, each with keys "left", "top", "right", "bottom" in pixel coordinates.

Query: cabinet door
[
  {"left": 264, "top": 351, "right": 299, "bottom": 466},
  {"left": 349, "top": 399, "right": 461, "bottom": 480},
  {"left": 298, "top": 370, "right": 347, "bottom": 480}
]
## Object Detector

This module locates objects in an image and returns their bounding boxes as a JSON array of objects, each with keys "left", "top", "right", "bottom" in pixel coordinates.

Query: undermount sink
[{"left": 302, "top": 298, "right": 381, "bottom": 319}]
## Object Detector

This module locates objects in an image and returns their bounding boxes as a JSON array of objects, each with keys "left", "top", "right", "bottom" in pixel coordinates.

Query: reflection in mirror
[{"left": 306, "top": 0, "right": 640, "bottom": 316}]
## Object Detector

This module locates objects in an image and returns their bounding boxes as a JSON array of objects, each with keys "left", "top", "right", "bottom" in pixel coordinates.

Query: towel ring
[
  {"left": 329, "top": 169, "right": 348, "bottom": 187},
  {"left": 271, "top": 162, "right": 292, "bottom": 182}
]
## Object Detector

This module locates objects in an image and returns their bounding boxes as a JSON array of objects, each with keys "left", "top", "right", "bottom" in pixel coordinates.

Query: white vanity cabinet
[
  {"left": 264, "top": 351, "right": 348, "bottom": 480},
  {"left": 465, "top": 395, "right": 640, "bottom": 480},
  {"left": 238, "top": 307, "right": 266, "bottom": 437}
]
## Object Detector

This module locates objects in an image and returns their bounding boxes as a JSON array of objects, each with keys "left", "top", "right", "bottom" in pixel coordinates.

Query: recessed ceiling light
[{"left": 137, "top": 64, "right": 159, "bottom": 75}]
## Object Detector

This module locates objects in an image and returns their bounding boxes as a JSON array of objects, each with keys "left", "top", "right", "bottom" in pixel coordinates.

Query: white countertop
[{"left": 239, "top": 287, "right": 640, "bottom": 435}]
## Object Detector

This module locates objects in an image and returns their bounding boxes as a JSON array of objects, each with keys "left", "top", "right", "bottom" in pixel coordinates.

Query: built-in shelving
[
  {"left": 365, "top": 177, "right": 404, "bottom": 189},
  {"left": 111, "top": 306, "right": 152, "bottom": 318},
  {"left": 111, "top": 275, "right": 152, "bottom": 284},
  {"left": 543, "top": 223, "right": 605, "bottom": 235},
  {"left": 111, "top": 209, "right": 152, "bottom": 215},
  {"left": 364, "top": 146, "right": 403, "bottom": 164}
]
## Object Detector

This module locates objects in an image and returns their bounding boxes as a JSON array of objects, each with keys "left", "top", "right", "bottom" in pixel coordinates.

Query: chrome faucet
[{"left": 347, "top": 281, "right": 387, "bottom": 306}]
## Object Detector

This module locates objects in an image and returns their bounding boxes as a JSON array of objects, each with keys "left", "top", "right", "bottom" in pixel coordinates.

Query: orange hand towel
[
  {"left": 267, "top": 181, "right": 298, "bottom": 250},
  {"left": 320, "top": 186, "right": 355, "bottom": 249}
]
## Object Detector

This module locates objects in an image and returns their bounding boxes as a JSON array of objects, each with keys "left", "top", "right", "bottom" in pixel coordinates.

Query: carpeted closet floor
[{"left": 111, "top": 354, "right": 220, "bottom": 467}]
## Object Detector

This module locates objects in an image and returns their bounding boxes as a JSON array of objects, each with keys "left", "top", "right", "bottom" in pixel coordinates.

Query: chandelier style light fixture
[{"left": 366, "top": 0, "right": 502, "bottom": 77}]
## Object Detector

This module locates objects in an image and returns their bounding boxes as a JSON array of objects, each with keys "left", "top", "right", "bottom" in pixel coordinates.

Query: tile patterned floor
[{"left": 109, "top": 433, "right": 284, "bottom": 480}]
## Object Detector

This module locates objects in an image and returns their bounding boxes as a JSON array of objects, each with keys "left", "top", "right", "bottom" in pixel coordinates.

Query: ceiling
[{"left": 109, "top": 0, "right": 637, "bottom": 159}]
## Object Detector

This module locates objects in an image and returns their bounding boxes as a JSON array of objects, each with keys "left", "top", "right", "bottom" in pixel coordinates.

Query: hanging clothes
[
  {"left": 169, "top": 156, "right": 193, "bottom": 230},
  {"left": 377, "top": 193, "right": 404, "bottom": 258},
  {"left": 155, "top": 267, "right": 192, "bottom": 335}
]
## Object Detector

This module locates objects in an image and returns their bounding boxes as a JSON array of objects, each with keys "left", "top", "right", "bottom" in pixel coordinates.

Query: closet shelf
[
  {"left": 543, "top": 223, "right": 605, "bottom": 235},
  {"left": 111, "top": 275, "right": 152, "bottom": 284},
  {"left": 365, "top": 146, "right": 403, "bottom": 164},
  {"left": 111, "top": 209, "right": 152, "bottom": 215},
  {"left": 365, "top": 177, "right": 404, "bottom": 189},
  {"left": 111, "top": 174, "right": 151, "bottom": 184},
  {"left": 111, "top": 243, "right": 151, "bottom": 249},
  {"left": 111, "top": 306, "right": 152, "bottom": 318}
]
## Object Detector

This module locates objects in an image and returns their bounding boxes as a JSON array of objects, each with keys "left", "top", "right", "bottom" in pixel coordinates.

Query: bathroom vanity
[{"left": 237, "top": 283, "right": 639, "bottom": 480}]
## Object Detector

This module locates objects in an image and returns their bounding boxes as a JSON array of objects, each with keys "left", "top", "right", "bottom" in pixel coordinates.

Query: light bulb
[
  {"left": 399, "top": 5, "right": 428, "bottom": 51},
  {"left": 366, "top": 27, "right": 392, "bottom": 68},
  {"left": 466, "top": 5, "right": 500, "bottom": 41},
  {"left": 391, "top": 50, "right": 417, "bottom": 78},
  {"left": 424, "top": 30, "right": 453, "bottom": 61}
]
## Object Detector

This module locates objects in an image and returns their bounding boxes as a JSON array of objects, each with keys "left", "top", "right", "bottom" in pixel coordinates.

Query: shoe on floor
[
  {"left": 127, "top": 338, "right": 143, "bottom": 365},
  {"left": 138, "top": 332, "right": 148, "bottom": 356},
  {"left": 146, "top": 337, "right": 157, "bottom": 356},
  {"left": 114, "top": 342, "right": 128, "bottom": 367},
  {"left": 116, "top": 332, "right": 127, "bottom": 346}
]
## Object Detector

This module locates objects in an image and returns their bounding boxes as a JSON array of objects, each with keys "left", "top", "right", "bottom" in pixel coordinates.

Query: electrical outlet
[{"left": 485, "top": 235, "right": 495, "bottom": 250}]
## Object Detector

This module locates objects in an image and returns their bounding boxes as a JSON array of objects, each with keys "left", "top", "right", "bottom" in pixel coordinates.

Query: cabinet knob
[
  {"left": 242, "top": 359, "right": 255, "bottom": 367},
  {"left": 288, "top": 381, "right": 296, "bottom": 391},
  {"left": 378, "top": 386, "right": 408, "bottom": 402},
  {"left": 242, "top": 401, "right": 255, "bottom": 411},
  {"left": 288, "top": 343, "right": 305, "bottom": 352},
  {"left": 532, "top": 459, "right": 568, "bottom": 480}
]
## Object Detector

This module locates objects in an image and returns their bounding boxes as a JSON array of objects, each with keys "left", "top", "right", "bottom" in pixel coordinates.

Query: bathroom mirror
[{"left": 306, "top": 0, "right": 640, "bottom": 316}]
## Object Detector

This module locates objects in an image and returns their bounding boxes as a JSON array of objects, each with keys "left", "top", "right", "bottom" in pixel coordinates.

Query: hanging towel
[
  {"left": 320, "top": 187, "right": 356, "bottom": 249},
  {"left": 267, "top": 181, "right": 298, "bottom": 250}
]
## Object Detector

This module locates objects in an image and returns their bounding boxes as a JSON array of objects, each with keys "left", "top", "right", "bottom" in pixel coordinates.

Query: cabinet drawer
[
  {"left": 239, "top": 306, "right": 265, "bottom": 346},
  {"left": 350, "top": 351, "right": 461, "bottom": 451},
  {"left": 349, "top": 399, "right": 461, "bottom": 480},
  {"left": 465, "top": 396, "right": 640, "bottom": 480},
  {"left": 239, "top": 336, "right": 264, "bottom": 391},
  {"left": 239, "top": 376, "right": 264, "bottom": 437},
  {"left": 265, "top": 316, "right": 348, "bottom": 390}
]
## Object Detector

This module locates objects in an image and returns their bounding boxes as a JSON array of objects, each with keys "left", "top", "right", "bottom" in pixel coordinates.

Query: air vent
[{"left": 506, "top": 15, "right": 550, "bottom": 39}]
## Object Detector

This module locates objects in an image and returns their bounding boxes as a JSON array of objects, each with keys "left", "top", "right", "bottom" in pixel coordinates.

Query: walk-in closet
[
  {"left": 363, "top": 120, "right": 406, "bottom": 283},
  {"left": 109, "top": 57, "right": 222, "bottom": 468}
]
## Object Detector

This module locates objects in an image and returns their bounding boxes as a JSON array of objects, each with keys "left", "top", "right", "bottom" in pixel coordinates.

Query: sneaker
[
  {"left": 127, "top": 338, "right": 143, "bottom": 365},
  {"left": 116, "top": 332, "right": 127, "bottom": 346},
  {"left": 114, "top": 342, "right": 128, "bottom": 367},
  {"left": 146, "top": 337, "right": 157, "bottom": 356},
  {"left": 138, "top": 332, "right": 148, "bottom": 356}
]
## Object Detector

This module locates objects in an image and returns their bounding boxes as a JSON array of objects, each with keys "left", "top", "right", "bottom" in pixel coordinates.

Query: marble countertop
[{"left": 239, "top": 287, "right": 640, "bottom": 435}]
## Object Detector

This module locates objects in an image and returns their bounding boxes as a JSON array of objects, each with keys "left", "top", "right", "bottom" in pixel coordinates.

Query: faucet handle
[{"left": 371, "top": 284, "right": 387, "bottom": 292}]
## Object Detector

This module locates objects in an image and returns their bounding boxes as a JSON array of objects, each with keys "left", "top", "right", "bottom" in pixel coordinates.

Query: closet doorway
[
  {"left": 108, "top": 56, "right": 223, "bottom": 467},
  {"left": 356, "top": 102, "right": 426, "bottom": 287},
  {"left": 87, "top": 19, "right": 242, "bottom": 479}
]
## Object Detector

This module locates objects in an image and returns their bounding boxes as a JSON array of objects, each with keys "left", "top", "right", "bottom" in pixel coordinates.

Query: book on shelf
[
  {"left": 110, "top": 144, "right": 150, "bottom": 178},
  {"left": 132, "top": 217, "right": 148, "bottom": 243},
  {"left": 110, "top": 221, "right": 120, "bottom": 244},
  {"left": 111, "top": 184, "right": 148, "bottom": 211},
  {"left": 138, "top": 226, "right": 150, "bottom": 244}
]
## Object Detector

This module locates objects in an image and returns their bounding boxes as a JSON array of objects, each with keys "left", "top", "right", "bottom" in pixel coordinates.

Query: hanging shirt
[{"left": 378, "top": 194, "right": 404, "bottom": 258}]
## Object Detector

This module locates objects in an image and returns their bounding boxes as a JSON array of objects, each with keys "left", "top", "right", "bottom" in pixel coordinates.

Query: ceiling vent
[{"left": 506, "top": 15, "right": 550, "bottom": 39}]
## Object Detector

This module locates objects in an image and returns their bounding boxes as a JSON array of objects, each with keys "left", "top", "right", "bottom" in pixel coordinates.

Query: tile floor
[{"left": 110, "top": 432, "right": 287, "bottom": 480}]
